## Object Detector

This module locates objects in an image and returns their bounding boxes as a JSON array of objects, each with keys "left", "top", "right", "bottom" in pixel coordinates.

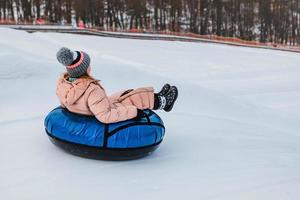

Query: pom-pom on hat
[{"left": 56, "top": 47, "right": 90, "bottom": 78}]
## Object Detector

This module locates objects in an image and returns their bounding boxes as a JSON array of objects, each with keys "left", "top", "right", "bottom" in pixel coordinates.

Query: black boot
[
  {"left": 153, "top": 86, "right": 178, "bottom": 112},
  {"left": 153, "top": 84, "right": 170, "bottom": 110},
  {"left": 157, "top": 83, "right": 171, "bottom": 96},
  {"left": 163, "top": 86, "right": 178, "bottom": 112}
]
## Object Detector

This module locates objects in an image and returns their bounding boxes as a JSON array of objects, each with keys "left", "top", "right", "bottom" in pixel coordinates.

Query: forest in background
[{"left": 0, "top": 0, "right": 300, "bottom": 45}]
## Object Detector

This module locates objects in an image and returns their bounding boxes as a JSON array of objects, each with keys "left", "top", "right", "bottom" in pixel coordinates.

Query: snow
[
  {"left": 1, "top": 25, "right": 74, "bottom": 30},
  {"left": 1, "top": 27, "right": 300, "bottom": 200}
]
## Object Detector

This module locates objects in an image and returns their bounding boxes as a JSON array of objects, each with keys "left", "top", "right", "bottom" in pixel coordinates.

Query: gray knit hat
[{"left": 56, "top": 47, "right": 91, "bottom": 78}]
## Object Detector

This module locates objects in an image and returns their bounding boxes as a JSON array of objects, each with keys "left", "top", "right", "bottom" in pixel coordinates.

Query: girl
[{"left": 56, "top": 47, "right": 178, "bottom": 124}]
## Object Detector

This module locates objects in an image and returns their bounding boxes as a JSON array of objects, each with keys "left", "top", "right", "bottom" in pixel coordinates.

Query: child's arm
[{"left": 87, "top": 85, "right": 138, "bottom": 124}]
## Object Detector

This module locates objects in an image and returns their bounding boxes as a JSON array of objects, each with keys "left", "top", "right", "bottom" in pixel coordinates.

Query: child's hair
[
  {"left": 65, "top": 72, "right": 100, "bottom": 86},
  {"left": 79, "top": 74, "right": 100, "bottom": 85}
]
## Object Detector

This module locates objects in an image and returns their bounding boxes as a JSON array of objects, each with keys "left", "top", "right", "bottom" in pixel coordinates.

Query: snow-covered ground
[{"left": 1, "top": 27, "right": 300, "bottom": 200}]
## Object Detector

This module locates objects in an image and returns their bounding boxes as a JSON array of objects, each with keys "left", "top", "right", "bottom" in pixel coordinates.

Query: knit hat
[{"left": 56, "top": 47, "right": 91, "bottom": 78}]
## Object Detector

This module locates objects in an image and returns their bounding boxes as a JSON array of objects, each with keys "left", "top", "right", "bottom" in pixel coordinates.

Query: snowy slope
[{"left": 0, "top": 27, "right": 300, "bottom": 200}]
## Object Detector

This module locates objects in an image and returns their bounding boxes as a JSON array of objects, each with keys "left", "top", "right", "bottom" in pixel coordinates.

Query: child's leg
[{"left": 109, "top": 87, "right": 155, "bottom": 110}]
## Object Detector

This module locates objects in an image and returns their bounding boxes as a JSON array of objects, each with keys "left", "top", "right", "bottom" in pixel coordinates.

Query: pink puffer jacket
[{"left": 56, "top": 73, "right": 154, "bottom": 124}]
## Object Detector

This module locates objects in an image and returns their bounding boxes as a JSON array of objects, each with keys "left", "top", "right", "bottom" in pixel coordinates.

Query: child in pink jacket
[{"left": 56, "top": 47, "right": 178, "bottom": 124}]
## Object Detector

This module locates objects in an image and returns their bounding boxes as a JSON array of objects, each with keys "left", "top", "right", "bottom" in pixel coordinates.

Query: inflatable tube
[{"left": 44, "top": 107, "right": 165, "bottom": 160}]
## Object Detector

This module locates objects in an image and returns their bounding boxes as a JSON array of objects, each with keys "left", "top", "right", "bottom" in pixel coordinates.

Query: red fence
[
  {"left": 90, "top": 27, "right": 300, "bottom": 52},
  {"left": 1, "top": 20, "right": 300, "bottom": 52}
]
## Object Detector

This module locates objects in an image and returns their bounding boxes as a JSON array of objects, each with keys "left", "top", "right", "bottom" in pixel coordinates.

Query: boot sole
[{"left": 164, "top": 87, "right": 178, "bottom": 112}]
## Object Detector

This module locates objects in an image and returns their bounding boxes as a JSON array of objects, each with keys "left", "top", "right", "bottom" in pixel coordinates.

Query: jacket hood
[{"left": 57, "top": 73, "right": 98, "bottom": 106}]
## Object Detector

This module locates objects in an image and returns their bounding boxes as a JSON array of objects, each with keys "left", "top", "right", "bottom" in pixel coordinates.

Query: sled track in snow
[
  {"left": 5, "top": 25, "right": 300, "bottom": 53},
  {"left": 0, "top": 115, "right": 43, "bottom": 126}
]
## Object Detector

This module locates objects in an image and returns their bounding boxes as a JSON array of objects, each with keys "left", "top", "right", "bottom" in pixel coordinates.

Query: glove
[{"left": 132, "top": 109, "right": 145, "bottom": 121}]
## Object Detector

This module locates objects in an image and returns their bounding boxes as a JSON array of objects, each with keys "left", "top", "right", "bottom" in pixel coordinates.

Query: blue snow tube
[{"left": 44, "top": 107, "right": 165, "bottom": 160}]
